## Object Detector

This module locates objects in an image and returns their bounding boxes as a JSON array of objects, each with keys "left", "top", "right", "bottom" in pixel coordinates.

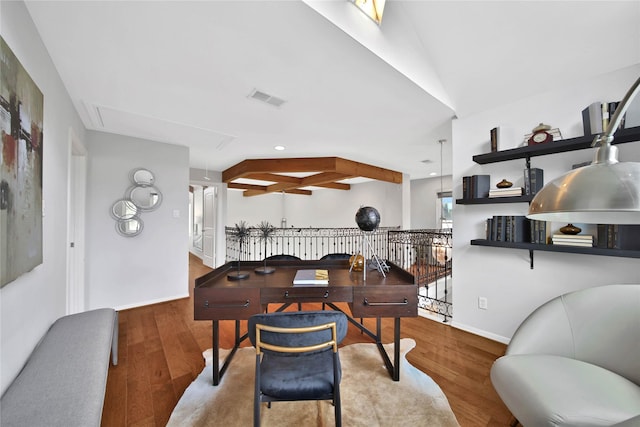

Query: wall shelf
[
  {"left": 471, "top": 239, "right": 640, "bottom": 264},
  {"left": 465, "top": 125, "right": 640, "bottom": 268},
  {"left": 472, "top": 126, "right": 640, "bottom": 164},
  {"left": 456, "top": 195, "right": 534, "bottom": 205}
]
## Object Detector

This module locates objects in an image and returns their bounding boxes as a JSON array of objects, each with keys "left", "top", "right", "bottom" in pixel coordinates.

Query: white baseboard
[
  {"left": 450, "top": 320, "right": 510, "bottom": 345},
  {"left": 113, "top": 293, "right": 190, "bottom": 312}
]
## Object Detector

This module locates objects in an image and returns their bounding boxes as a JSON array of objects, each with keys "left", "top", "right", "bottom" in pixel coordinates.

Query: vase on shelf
[
  {"left": 559, "top": 223, "right": 582, "bottom": 235},
  {"left": 496, "top": 179, "right": 513, "bottom": 188}
]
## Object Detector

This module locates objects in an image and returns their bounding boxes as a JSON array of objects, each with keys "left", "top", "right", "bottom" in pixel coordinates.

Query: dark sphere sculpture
[{"left": 355, "top": 206, "right": 380, "bottom": 231}]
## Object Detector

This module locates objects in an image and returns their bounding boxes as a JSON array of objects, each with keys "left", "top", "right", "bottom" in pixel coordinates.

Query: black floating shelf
[
  {"left": 472, "top": 126, "right": 640, "bottom": 164},
  {"left": 470, "top": 239, "right": 640, "bottom": 259},
  {"left": 456, "top": 195, "right": 534, "bottom": 205}
]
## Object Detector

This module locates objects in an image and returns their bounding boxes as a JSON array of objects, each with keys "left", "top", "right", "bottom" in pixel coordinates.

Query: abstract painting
[{"left": 1, "top": 36, "right": 44, "bottom": 287}]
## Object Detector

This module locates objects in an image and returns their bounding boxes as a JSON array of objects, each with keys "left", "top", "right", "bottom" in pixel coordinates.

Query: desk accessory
[
  {"left": 351, "top": 206, "right": 389, "bottom": 279},
  {"left": 228, "top": 221, "right": 250, "bottom": 280},
  {"left": 254, "top": 221, "right": 276, "bottom": 275},
  {"left": 293, "top": 269, "right": 329, "bottom": 286}
]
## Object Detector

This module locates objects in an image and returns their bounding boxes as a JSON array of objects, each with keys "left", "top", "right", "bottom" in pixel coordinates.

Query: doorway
[{"left": 67, "top": 128, "right": 87, "bottom": 314}]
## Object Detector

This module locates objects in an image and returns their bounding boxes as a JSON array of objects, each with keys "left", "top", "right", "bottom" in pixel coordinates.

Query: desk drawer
[
  {"left": 261, "top": 286, "right": 352, "bottom": 305},
  {"left": 194, "top": 288, "right": 261, "bottom": 320},
  {"left": 351, "top": 286, "right": 417, "bottom": 318}
]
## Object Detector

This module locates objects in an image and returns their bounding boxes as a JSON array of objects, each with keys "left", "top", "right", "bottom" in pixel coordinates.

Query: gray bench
[{"left": 1, "top": 308, "right": 118, "bottom": 427}]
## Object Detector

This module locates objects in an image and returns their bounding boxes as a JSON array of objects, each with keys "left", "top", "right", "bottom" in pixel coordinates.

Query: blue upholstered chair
[
  {"left": 248, "top": 311, "right": 348, "bottom": 427},
  {"left": 319, "top": 253, "right": 352, "bottom": 260},
  {"left": 264, "top": 254, "right": 301, "bottom": 261}
]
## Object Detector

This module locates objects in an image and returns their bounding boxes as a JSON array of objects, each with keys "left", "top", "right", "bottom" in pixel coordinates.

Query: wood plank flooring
[{"left": 101, "top": 254, "right": 513, "bottom": 426}]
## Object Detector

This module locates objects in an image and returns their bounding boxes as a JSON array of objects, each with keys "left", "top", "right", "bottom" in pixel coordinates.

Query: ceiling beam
[
  {"left": 222, "top": 157, "right": 402, "bottom": 197},
  {"left": 334, "top": 157, "right": 403, "bottom": 184},
  {"left": 227, "top": 182, "right": 312, "bottom": 196},
  {"left": 222, "top": 157, "right": 339, "bottom": 182},
  {"left": 242, "top": 173, "right": 303, "bottom": 184}
]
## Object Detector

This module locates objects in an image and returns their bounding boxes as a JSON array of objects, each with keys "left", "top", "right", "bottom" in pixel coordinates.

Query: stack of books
[
  {"left": 488, "top": 187, "right": 523, "bottom": 198},
  {"left": 596, "top": 224, "right": 640, "bottom": 249},
  {"left": 551, "top": 234, "right": 593, "bottom": 247},
  {"left": 523, "top": 168, "right": 544, "bottom": 195},
  {"left": 486, "top": 215, "right": 530, "bottom": 242},
  {"left": 462, "top": 175, "right": 490, "bottom": 199},
  {"left": 293, "top": 269, "right": 329, "bottom": 286},
  {"left": 529, "top": 220, "right": 550, "bottom": 244}
]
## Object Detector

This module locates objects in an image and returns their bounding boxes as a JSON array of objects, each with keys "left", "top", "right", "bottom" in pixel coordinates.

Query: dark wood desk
[{"left": 194, "top": 259, "right": 417, "bottom": 385}]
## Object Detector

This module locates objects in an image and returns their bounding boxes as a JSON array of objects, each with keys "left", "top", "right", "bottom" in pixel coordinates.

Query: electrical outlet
[{"left": 478, "top": 297, "right": 488, "bottom": 310}]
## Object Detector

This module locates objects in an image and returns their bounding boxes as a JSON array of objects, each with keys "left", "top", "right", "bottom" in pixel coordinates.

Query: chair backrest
[
  {"left": 506, "top": 284, "right": 640, "bottom": 385},
  {"left": 265, "top": 254, "right": 301, "bottom": 261},
  {"left": 248, "top": 311, "right": 348, "bottom": 355},
  {"left": 319, "top": 253, "right": 352, "bottom": 260}
]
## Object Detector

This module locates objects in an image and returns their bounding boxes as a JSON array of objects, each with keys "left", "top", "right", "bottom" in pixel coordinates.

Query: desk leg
[
  {"left": 393, "top": 317, "right": 400, "bottom": 381},
  {"left": 212, "top": 320, "right": 247, "bottom": 386},
  {"left": 212, "top": 320, "right": 220, "bottom": 385}
]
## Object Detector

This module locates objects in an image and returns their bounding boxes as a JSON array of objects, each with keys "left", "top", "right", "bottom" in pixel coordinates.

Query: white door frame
[
  {"left": 66, "top": 127, "right": 87, "bottom": 314},
  {"left": 202, "top": 186, "right": 217, "bottom": 268}
]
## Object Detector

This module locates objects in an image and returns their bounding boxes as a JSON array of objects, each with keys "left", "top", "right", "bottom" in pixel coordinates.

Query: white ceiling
[{"left": 24, "top": 0, "right": 640, "bottom": 181}]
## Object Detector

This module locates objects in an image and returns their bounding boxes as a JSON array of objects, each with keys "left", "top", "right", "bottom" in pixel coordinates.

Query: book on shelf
[
  {"left": 489, "top": 187, "right": 523, "bottom": 198},
  {"left": 462, "top": 174, "right": 490, "bottom": 199},
  {"left": 486, "top": 215, "right": 530, "bottom": 242},
  {"left": 490, "top": 127, "right": 499, "bottom": 152},
  {"left": 551, "top": 234, "right": 593, "bottom": 241},
  {"left": 523, "top": 168, "right": 544, "bottom": 195},
  {"left": 582, "top": 102, "right": 605, "bottom": 136},
  {"left": 552, "top": 240, "right": 594, "bottom": 247},
  {"left": 582, "top": 101, "right": 627, "bottom": 136},
  {"left": 552, "top": 234, "right": 593, "bottom": 247},
  {"left": 293, "top": 269, "right": 329, "bottom": 286},
  {"left": 529, "top": 220, "right": 550, "bottom": 244},
  {"left": 626, "top": 96, "right": 640, "bottom": 128},
  {"left": 597, "top": 224, "right": 640, "bottom": 250}
]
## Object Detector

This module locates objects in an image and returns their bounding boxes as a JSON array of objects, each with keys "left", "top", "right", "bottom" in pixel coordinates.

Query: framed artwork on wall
[{"left": 1, "top": 36, "right": 44, "bottom": 287}]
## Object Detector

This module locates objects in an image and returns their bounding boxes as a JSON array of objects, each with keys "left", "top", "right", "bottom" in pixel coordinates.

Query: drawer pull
[
  {"left": 204, "top": 300, "right": 250, "bottom": 308},
  {"left": 284, "top": 290, "right": 330, "bottom": 299},
  {"left": 363, "top": 297, "right": 408, "bottom": 306}
]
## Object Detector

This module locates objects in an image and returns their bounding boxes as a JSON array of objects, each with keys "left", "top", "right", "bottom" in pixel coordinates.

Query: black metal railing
[
  {"left": 225, "top": 227, "right": 397, "bottom": 262},
  {"left": 225, "top": 226, "right": 453, "bottom": 321},
  {"left": 388, "top": 229, "right": 453, "bottom": 322}
]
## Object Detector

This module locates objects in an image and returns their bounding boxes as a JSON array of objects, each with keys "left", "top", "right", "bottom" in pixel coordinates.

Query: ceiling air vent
[{"left": 248, "top": 89, "right": 286, "bottom": 107}]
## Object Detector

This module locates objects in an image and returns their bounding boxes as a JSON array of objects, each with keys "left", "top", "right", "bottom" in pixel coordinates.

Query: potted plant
[
  {"left": 228, "top": 220, "right": 251, "bottom": 280},
  {"left": 254, "top": 221, "right": 277, "bottom": 274}
]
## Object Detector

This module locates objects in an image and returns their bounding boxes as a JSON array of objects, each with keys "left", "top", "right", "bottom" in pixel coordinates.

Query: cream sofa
[{"left": 491, "top": 284, "right": 640, "bottom": 426}]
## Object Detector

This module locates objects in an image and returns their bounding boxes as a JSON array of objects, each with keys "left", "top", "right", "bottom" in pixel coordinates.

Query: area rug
[{"left": 167, "top": 338, "right": 460, "bottom": 426}]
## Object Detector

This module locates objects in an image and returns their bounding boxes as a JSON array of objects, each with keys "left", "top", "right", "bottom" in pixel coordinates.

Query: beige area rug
[{"left": 167, "top": 338, "right": 460, "bottom": 427}]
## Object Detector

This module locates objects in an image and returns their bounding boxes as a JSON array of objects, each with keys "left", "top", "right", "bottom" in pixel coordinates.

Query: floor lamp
[{"left": 528, "top": 76, "right": 640, "bottom": 224}]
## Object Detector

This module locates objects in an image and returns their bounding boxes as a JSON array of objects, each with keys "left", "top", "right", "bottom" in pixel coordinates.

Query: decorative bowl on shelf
[
  {"left": 559, "top": 223, "right": 582, "bottom": 235},
  {"left": 496, "top": 179, "right": 513, "bottom": 188}
]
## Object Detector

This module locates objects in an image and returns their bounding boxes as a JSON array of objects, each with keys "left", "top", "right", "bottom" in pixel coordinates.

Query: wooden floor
[{"left": 101, "top": 254, "right": 513, "bottom": 427}]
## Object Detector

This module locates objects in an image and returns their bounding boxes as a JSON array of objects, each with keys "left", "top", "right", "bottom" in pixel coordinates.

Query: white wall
[
  {"left": 226, "top": 180, "right": 403, "bottom": 229},
  {"left": 410, "top": 175, "right": 452, "bottom": 229},
  {"left": 451, "top": 65, "right": 640, "bottom": 343},
  {"left": 85, "top": 132, "right": 190, "bottom": 310},
  {"left": 0, "top": 1, "right": 87, "bottom": 394}
]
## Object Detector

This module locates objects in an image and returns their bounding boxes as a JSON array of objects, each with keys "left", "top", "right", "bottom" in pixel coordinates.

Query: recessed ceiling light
[
  {"left": 274, "top": 145, "right": 285, "bottom": 151},
  {"left": 429, "top": 172, "right": 437, "bottom": 176}
]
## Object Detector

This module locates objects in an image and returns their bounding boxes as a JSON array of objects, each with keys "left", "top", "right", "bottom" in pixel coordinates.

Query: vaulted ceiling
[{"left": 23, "top": 1, "right": 640, "bottom": 186}]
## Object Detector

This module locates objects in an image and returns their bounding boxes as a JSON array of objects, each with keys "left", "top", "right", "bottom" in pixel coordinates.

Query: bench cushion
[{"left": 1, "top": 308, "right": 117, "bottom": 427}]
